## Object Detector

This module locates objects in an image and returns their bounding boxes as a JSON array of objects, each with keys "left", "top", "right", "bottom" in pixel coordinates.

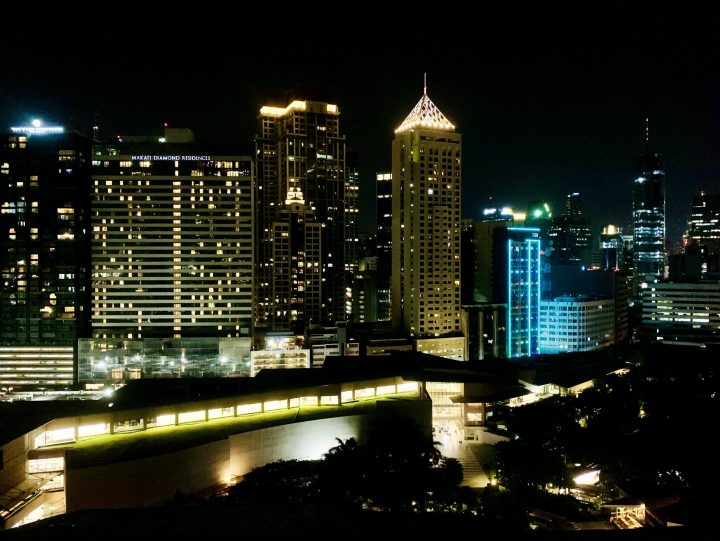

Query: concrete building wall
[
  {"left": 0, "top": 435, "right": 27, "bottom": 494},
  {"left": 61, "top": 399, "right": 431, "bottom": 513},
  {"left": 229, "top": 416, "right": 364, "bottom": 475},
  {"left": 65, "top": 438, "right": 230, "bottom": 512}
]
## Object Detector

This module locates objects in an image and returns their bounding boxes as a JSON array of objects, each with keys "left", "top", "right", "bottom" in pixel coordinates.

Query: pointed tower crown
[{"left": 395, "top": 91, "right": 455, "bottom": 134}]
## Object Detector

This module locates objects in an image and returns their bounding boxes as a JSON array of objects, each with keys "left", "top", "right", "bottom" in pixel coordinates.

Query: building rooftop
[
  {"left": 395, "top": 91, "right": 455, "bottom": 134},
  {"left": 514, "top": 351, "right": 629, "bottom": 389}
]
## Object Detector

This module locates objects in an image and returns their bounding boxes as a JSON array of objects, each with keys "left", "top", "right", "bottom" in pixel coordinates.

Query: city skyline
[{"left": 2, "top": 11, "right": 719, "bottom": 244}]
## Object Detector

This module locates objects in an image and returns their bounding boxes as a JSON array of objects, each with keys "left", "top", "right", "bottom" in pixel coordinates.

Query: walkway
[{"left": 433, "top": 420, "right": 507, "bottom": 488}]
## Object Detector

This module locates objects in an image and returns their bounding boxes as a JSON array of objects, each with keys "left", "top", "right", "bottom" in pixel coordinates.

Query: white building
[
  {"left": 539, "top": 296, "right": 615, "bottom": 354},
  {"left": 641, "top": 282, "right": 720, "bottom": 345}
]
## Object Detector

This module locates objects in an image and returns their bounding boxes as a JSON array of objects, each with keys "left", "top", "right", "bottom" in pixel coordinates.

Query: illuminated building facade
[
  {"left": 250, "top": 348, "right": 311, "bottom": 376},
  {"left": 494, "top": 227, "right": 541, "bottom": 358},
  {"left": 600, "top": 224, "right": 624, "bottom": 271},
  {"left": 345, "top": 154, "right": 360, "bottom": 318},
  {"left": 352, "top": 257, "right": 377, "bottom": 323},
  {"left": 87, "top": 130, "right": 253, "bottom": 382},
  {"left": 474, "top": 207, "right": 515, "bottom": 302},
  {"left": 641, "top": 282, "right": 720, "bottom": 345},
  {"left": 688, "top": 191, "right": 720, "bottom": 255},
  {"left": 376, "top": 172, "right": 392, "bottom": 320},
  {"left": 391, "top": 86, "right": 462, "bottom": 337},
  {"left": 632, "top": 152, "right": 666, "bottom": 286},
  {"left": 390, "top": 85, "right": 465, "bottom": 418},
  {"left": 0, "top": 126, "right": 91, "bottom": 388},
  {"left": 548, "top": 192, "right": 592, "bottom": 266},
  {"left": 0, "top": 372, "right": 425, "bottom": 527},
  {"left": 539, "top": 296, "right": 615, "bottom": 353},
  {"left": 255, "top": 98, "right": 356, "bottom": 333}
]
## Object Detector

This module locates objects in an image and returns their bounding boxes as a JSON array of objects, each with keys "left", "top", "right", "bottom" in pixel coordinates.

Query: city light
[{"left": 10, "top": 119, "right": 64, "bottom": 135}]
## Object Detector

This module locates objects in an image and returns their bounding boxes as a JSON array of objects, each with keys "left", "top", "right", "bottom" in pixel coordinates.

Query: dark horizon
[{"left": 2, "top": 9, "right": 718, "bottom": 245}]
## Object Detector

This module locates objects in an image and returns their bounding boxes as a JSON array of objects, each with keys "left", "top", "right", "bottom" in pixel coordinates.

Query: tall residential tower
[
  {"left": 83, "top": 129, "right": 254, "bottom": 383},
  {"left": 391, "top": 86, "right": 462, "bottom": 338},
  {"left": 0, "top": 124, "right": 91, "bottom": 388},
  {"left": 255, "top": 97, "right": 356, "bottom": 333}
]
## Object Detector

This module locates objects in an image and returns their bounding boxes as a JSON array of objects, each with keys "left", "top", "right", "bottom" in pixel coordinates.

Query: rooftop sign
[{"left": 10, "top": 119, "right": 64, "bottom": 135}]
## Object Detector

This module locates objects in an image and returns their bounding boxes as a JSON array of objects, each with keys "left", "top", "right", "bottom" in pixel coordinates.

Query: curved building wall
[{"left": 64, "top": 401, "right": 430, "bottom": 512}]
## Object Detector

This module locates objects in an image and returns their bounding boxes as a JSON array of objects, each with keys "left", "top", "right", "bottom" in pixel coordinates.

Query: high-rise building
[
  {"left": 461, "top": 218, "right": 476, "bottom": 304},
  {"left": 345, "top": 151, "right": 361, "bottom": 315},
  {"left": 391, "top": 86, "right": 462, "bottom": 337},
  {"left": 688, "top": 191, "right": 720, "bottom": 255},
  {"left": 600, "top": 224, "right": 624, "bottom": 271},
  {"left": 82, "top": 129, "right": 254, "bottom": 383},
  {"left": 376, "top": 172, "right": 392, "bottom": 320},
  {"left": 548, "top": 192, "right": 592, "bottom": 266},
  {"left": 391, "top": 84, "right": 465, "bottom": 419},
  {"left": 493, "top": 227, "right": 542, "bottom": 358},
  {"left": 255, "top": 97, "right": 354, "bottom": 333},
  {"left": 632, "top": 151, "right": 666, "bottom": 286},
  {"left": 473, "top": 207, "right": 515, "bottom": 302},
  {"left": 0, "top": 122, "right": 91, "bottom": 388},
  {"left": 352, "top": 257, "right": 378, "bottom": 323}
]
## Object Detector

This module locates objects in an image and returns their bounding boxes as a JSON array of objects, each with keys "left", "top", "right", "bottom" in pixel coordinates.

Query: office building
[
  {"left": 474, "top": 207, "right": 515, "bottom": 302},
  {"left": 539, "top": 296, "right": 615, "bottom": 354},
  {"left": 352, "top": 257, "right": 378, "bottom": 323},
  {"left": 688, "top": 191, "right": 720, "bottom": 259},
  {"left": 548, "top": 264, "right": 629, "bottom": 344},
  {"left": 641, "top": 282, "right": 720, "bottom": 345},
  {"left": 632, "top": 151, "right": 666, "bottom": 286},
  {"left": 600, "top": 224, "right": 624, "bottom": 271},
  {"left": 255, "top": 97, "right": 355, "bottom": 333},
  {"left": 548, "top": 192, "right": 592, "bottom": 266},
  {"left": 461, "top": 303, "right": 507, "bottom": 360},
  {"left": 84, "top": 129, "right": 253, "bottom": 383},
  {"left": 0, "top": 122, "right": 91, "bottom": 388},
  {"left": 493, "top": 227, "right": 542, "bottom": 358}
]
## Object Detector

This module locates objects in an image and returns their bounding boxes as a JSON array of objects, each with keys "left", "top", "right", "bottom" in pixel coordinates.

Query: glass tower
[
  {"left": 493, "top": 227, "right": 541, "bottom": 358},
  {"left": 0, "top": 127, "right": 91, "bottom": 388},
  {"left": 632, "top": 152, "right": 666, "bottom": 285},
  {"left": 689, "top": 191, "right": 720, "bottom": 255}
]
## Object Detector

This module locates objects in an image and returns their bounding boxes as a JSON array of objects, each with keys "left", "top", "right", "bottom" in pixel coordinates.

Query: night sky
[{"left": 2, "top": 8, "right": 719, "bottom": 246}]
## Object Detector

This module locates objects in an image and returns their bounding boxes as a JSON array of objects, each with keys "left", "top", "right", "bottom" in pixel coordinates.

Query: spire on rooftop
[{"left": 395, "top": 76, "right": 455, "bottom": 134}]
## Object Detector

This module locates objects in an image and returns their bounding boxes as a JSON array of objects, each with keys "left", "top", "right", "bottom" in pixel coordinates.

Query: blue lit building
[
  {"left": 539, "top": 296, "right": 615, "bottom": 353},
  {"left": 493, "top": 227, "right": 542, "bottom": 358},
  {"left": 633, "top": 151, "right": 665, "bottom": 287}
]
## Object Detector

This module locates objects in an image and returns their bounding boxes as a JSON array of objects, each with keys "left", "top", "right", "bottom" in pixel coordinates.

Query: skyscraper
[
  {"left": 391, "top": 85, "right": 462, "bottom": 337},
  {"left": 376, "top": 172, "right": 392, "bottom": 321},
  {"left": 600, "top": 224, "right": 624, "bottom": 271},
  {"left": 688, "top": 191, "right": 720, "bottom": 255},
  {"left": 548, "top": 192, "right": 592, "bottom": 266},
  {"left": 493, "top": 227, "right": 541, "bottom": 358},
  {"left": 82, "top": 129, "right": 254, "bottom": 383},
  {"left": 473, "top": 206, "right": 515, "bottom": 302},
  {"left": 0, "top": 123, "right": 91, "bottom": 388},
  {"left": 632, "top": 151, "right": 666, "bottom": 286},
  {"left": 255, "top": 97, "right": 355, "bottom": 333}
]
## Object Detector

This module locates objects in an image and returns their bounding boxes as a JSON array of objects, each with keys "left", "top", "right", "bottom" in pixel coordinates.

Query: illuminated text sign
[{"left": 130, "top": 155, "right": 212, "bottom": 161}]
